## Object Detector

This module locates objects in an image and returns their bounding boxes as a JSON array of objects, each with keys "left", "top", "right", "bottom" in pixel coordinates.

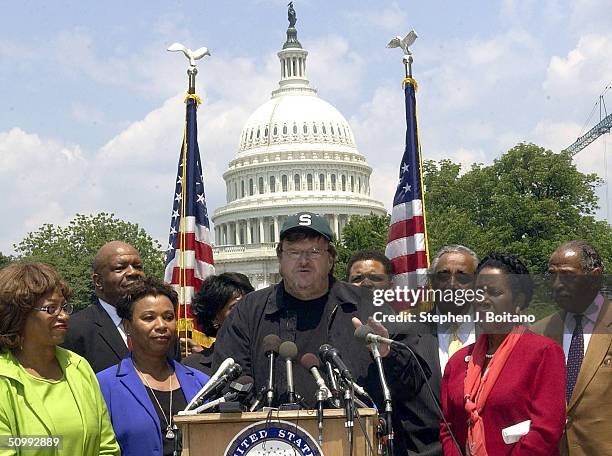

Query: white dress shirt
[
  {"left": 437, "top": 311, "right": 476, "bottom": 376},
  {"left": 98, "top": 298, "right": 128, "bottom": 346},
  {"left": 563, "top": 293, "right": 604, "bottom": 360}
]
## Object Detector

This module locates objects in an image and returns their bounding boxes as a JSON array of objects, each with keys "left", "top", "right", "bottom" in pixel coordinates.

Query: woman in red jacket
[{"left": 440, "top": 253, "right": 565, "bottom": 456}]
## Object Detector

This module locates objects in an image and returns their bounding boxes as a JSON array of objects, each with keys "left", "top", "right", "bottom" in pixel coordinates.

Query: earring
[{"left": 213, "top": 322, "right": 220, "bottom": 329}]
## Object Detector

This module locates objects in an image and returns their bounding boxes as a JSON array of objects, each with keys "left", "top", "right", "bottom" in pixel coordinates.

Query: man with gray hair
[
  {"left": 394, "top": 244, "right": 478, "bottom": 456},
  {"left": 532, "top": 240, "right": 611, "bottom": 456}
]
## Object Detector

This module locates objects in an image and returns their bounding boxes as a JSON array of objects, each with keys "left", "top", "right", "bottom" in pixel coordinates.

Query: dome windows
[
  {"left": 249, "top": 178, "right": 254, "bottom": 196},
  {"left": 270, "top": 176, "right": 276, "bottom": 192},
  {"left": 322, "top": 125, "right": 327, "bottom": 134},
  {"left": 273, "top": 126, "right": 278, "bottom": 136},
  {"left": 303, "top": 124, "right": 308, "bottom": 134},
  {"left": 313, "top": 124, "right": 318, "bottom": 134},
  {"left": 294, "top": 174, "right": 301, "bottom": 190},
  {"left": 259, "top": 177, "right": 264, "bottom": 194},
  {"left": 249, "top": 130, "right": 253, "bottom": 140},
  {"left": 319, "top": 174, "right": 325, "bottom": 191},
  {"left": 330, "top": 125, "right": 335, "bottom": 135},
  {"left": 256, "top": 129, "right": 260, "bottom": 139},
  {"left": 264, "top": 127, "right": 268, "bottom": 138},
  {"left": 341, "top": 175, "right": 346, "bottom": 191},
  {"left": 293, "top": 124, "right": 298, "bottom": 135},
  {"left": 282, "top": 175, "right": 288, "bottom": 192},
  {"left": 307, "top": 174, "right": 313, "bottom": 190},
  {"left": 331, "top": 174, "right": 337, "bottom": 191},
  {"left": 283, "top": 125, "right": 288, "bottom": 135}
]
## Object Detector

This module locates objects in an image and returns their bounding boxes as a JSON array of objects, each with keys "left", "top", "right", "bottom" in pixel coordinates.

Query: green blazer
[{"left": 0, "top": 347, "right": 119, "bottom": 456}]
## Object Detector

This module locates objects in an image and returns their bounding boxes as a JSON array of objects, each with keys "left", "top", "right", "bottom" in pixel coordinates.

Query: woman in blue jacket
[{"left": 97, "top": 277, "right": 209, "bottom": 456}]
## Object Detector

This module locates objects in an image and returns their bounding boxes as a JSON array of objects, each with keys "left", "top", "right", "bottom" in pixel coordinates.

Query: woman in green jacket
[{"left": 0, "top": 262, "right": 119, "bottom": 456}]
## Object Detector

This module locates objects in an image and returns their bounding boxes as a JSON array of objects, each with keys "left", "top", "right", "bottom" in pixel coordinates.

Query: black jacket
[
  {"left": 211, "top": 278, "right": 425, "bottom": 411},
  {"left": 62, "top": 299, "right": 128, "bottom": 373},
  {"left": 183, "top": 344, "right": 215, "bottom": 376},
  {"left": 393, "top": 322, "right": 443, "bottom": 456}
]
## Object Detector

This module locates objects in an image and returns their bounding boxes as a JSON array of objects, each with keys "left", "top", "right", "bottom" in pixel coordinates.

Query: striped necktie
[{"left": 566, "top": 314, "right": 584, "bottom": 403}]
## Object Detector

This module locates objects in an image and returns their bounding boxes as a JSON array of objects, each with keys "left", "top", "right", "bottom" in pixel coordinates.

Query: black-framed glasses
[
  {"left": 281, "top": 247, "right": 328, "bottom": 260},
  {"left": 33, "top": 302, "right": 74, "bottom": 316},
  {"left": 349, "top": 273, "right": 390, "bottom": 284}
]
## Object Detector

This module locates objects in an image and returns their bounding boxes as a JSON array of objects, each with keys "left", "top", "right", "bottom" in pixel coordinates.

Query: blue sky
[{"left": 1, "top": 0, "right": 611, "bottom": 254}]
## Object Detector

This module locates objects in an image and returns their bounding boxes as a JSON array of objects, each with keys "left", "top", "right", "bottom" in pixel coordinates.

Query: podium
[{"left": 174, "top": 408, "right": 378, "bottom": 455}]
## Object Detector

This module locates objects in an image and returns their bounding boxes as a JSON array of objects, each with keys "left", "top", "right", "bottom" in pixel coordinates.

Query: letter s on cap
[{"left": 298, "top": 214, "right": 312, "bottom": 226}]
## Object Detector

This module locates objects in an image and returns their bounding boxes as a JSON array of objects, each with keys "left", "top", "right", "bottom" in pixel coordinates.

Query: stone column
[
  {"left": 259, "top": 218, "right": 265, "bottom": 244},
  {"left": 235, "top": 221, "right": 241, "bottom": 245},
  {"left": 333, "top": 214, "right": 340, "bottom": 240},
  {"left": 273, "top": 216, "right": 279, "bottom": 243},
  {"left": 246, "top": 219, "right": 252, "bottom": 244}
]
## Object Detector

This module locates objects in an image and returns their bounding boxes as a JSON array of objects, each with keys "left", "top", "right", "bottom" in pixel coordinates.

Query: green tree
[
  {"left": 423, "top": 143, "right": 611, "bottom": 272},
  {"left": 15, "top": 213, "right": 164, "bottom": 310},
  {"left": 335, "top": 214, "right": 391, "bottom": 281},
  {"left": 0, "top": 252, "right": 12, "bottom": 269}
]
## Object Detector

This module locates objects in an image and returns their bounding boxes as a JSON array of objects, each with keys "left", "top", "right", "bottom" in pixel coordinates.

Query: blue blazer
[{"left": 97, "top": 355, "right": 209, "bottom": 456}]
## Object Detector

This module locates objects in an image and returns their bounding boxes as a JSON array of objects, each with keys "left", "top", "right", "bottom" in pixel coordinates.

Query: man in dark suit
[
  {"left": 395, "top": 244, "right": 478, "bottom": 456},
  {"left": 532, "top": 240, "right": 612, "bottom": 456},
  {"left": 62, "top": 240, "right": 145, "bottom": 373}
]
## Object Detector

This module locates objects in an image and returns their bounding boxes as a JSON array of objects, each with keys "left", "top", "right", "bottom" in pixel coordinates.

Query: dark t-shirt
[{"left": 145, "top": 387, "right": 188, "bottom": 456}]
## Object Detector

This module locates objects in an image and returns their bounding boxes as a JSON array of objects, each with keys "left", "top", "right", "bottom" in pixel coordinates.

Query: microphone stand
[
  {"left": 266, "top": 351, "right": 276, "bottom": 407},
  {"left": 370, "top": 342, "right": 394, "bottom": 456},
  {"left": 342, "top": 381, "right": 355, "bottom": 456},
  {"left": 316, "top": 387, "right": 326, "bottom": 446}
]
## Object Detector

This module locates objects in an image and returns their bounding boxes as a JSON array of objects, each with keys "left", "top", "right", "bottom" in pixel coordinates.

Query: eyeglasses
[
  {"left": 432, "top": 272, "right": 474, "bottom": 285},
  {"left": 33, "top": 302, "right": 74, "bottom": 316},
  {"left": 349, "top": 273, "right": 389, "bottom": 284},
  {"left": 282, "top": 247, "right": 328, "bottom": 260}
]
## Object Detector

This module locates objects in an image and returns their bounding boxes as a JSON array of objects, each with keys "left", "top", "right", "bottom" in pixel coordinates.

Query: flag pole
[{"left": 166, "top": 43, "right": 212, "bottom": 356}]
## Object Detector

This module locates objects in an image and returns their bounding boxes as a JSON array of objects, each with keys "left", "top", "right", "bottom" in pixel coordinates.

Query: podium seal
[{"left": 225, "top": 419, "right": 323, "bottom": 456}]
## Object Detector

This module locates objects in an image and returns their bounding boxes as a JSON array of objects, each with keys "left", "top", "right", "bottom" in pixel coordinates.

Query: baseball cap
[{"left": 279, "top": 212, "right": 335, "bottom": 242}]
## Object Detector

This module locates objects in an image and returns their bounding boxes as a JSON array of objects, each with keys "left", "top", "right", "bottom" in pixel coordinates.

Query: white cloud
[
  {"left": 543, "top": 33, "right": 612, "bottom": 104},
  {"left": 345, "top": 3, "right": 407, "bottom": 31}
]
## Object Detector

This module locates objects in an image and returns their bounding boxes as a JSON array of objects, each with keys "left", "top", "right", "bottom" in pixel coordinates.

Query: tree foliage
[
  {"left": 335, "top": 214, "right": 391, "bottom": 280},
  {"left": 423, "top": 143, "right": 611, "bottom": 272},
  {"left": 0, "top": 253, "right": 12, "bottom": 269},
  {"left": 14, "top": 213, "right": 164, "bottom": 310}
]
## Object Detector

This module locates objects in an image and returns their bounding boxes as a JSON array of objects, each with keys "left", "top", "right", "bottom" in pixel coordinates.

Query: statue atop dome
[
  {"left": 283, "top": 2, "right": 302, "bottom": 49},
  {"left": 288, "top": 2, "right": 297, "bottom": 27}
]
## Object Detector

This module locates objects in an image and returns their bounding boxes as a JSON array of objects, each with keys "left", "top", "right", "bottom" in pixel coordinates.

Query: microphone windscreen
[
  {"left": 354, "top": 324, "right": 375, "bottom": 343},
  {"left": 235, "top": 375, "right": 254, "bottom": 386},
  {"left": 300, "top": 352, "right": 320, "bottom": 370},
  {"left": 279, "top": 341, "right": 298, "bottom": 360},
  {"left": 262, "top": 334, "right": 282, "bottom": 353},
  {"left": 225, "top": 363, "right": 243, "bottom": 380}
]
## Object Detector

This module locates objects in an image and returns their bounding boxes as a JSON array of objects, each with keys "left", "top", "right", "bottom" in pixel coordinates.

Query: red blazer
[{"left": 440, "top": 331, "right": 566, "bottom": 455}]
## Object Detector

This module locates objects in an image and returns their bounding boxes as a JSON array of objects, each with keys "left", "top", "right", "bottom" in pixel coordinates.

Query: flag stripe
[
  {"left": 388, "top": 216, "right": 426, "bottom": 242},
  {"left": 386, "top": 233, "right": 426, "bottom": 259},
  {"left": 390, "top": 251, "right": 429, "bottom": 275}
]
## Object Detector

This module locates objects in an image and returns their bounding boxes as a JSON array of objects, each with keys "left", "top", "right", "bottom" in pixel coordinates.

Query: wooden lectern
[{"left": 174, "top": 408, "right": 378, "bottom": 455}]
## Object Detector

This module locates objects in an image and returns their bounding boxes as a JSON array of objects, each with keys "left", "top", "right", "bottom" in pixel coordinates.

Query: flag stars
[
  {"left": 169, "top": 226, "right": 177, "bottom": 236},
  {"left": 196, "top": 193, "right": 205, "bottom": 204},
  {"left": 401, "top": 163, "right": 410, "bottom": 174},
  {"left": 176, "top": 176, "right": 182, "bottom": 186},
  {"left": 175, "top": 193, "right": 182, "bottom": 203},
  {"left": 403, "top": 183, "right": 412, "bottom": 193},
  {"left": 172, "top": 210, "right": 180, "bottom": 220}
]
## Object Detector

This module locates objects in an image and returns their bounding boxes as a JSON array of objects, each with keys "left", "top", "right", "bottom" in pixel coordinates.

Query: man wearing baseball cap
[{"left": 212, "top": 211, "right": 423, "bottom": 411}]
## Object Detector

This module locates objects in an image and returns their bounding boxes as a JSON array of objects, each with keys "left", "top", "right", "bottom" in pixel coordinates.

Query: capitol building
[{"left": 211, "top": 16, "right": 387, "bottom": 288}]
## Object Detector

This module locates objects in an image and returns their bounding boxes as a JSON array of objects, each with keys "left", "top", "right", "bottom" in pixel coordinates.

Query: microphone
[
  {"left": 354, "top": 324, "right": 398, "bottom": 347},
  {"left": 189, "top": 376, "right": 254, "bottom": 414},
  {"left": 184, "top": 357, "right": 235, "bottom": 411},
  {"left": 355, "top": 325, "right": 394, "bottom": 454},
  {"left": 319, "top": 344, "right": 354, "bottom": 382},
  {"left": 300, "top": 353, "right": 332, "bottom": 399},
  {"left": 279, "top": 341, "right": 298, "bottom": 405},
  {"left": 184, "top": 363, "right": 242, "bottom": 411},
  {"left": 262, "top": 334, "right": 281, "bottom": 408},
  {"left": 300, "top": 353, "right": 331, "bottom": 446}
]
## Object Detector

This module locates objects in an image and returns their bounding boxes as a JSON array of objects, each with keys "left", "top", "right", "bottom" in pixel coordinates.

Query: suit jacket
[
  {"left": 96, "top": 356, "right": 209, "bottom": 456},
  {"left": 394, "top": 322, "right": 443, "bottom": 456},
  {"left": 182, "top": 344, "right": 215, "bottom": 376},
  {"left": 62, "top": 298, "right": 180, "bottom": 373},
  {"left": 440, "top": 331, "right": 566, "bottom": 456},
  {"left": 531, "top": 297, "right": 612, "bottom": 456},
  {"left": 0, "top": 347, "right": 119, "bottom": 455}
]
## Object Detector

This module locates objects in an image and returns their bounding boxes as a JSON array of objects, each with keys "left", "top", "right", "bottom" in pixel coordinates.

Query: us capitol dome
[{"left": 211, "top": 12, "right": 387, "bottom": 288}]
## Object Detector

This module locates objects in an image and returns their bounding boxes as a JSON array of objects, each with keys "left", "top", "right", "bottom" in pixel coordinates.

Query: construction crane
[{"left": 565, "top": 85, "right": 612, "bottom": 156}]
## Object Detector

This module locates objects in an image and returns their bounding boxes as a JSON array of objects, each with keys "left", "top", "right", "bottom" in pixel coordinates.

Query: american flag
[
  {"left": 164, "top": 94, "right": 215, "bottom": 343},
  {"left": 385, "top": 78, "right": 429, "bottom": 305}
]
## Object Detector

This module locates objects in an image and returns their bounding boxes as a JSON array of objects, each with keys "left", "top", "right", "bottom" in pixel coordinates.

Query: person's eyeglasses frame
[{"left": 33, "top": 302, "right": 74, "bottom": 316}]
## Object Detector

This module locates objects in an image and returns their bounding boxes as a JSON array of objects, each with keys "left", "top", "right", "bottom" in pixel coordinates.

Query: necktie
[
  {"left": 448, "top": 323, "right": 463, "bottom": 358},
  {"left": 566, "top": 314, "right": 584, "bottom": 403}
]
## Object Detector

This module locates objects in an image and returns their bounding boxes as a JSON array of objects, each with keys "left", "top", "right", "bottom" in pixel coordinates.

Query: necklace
[
  {"left": 134, "top": 362, "right": 176, "bottom": 440},
  {"left": 485, "top": 353, "right": 494, "bottom": 359}
]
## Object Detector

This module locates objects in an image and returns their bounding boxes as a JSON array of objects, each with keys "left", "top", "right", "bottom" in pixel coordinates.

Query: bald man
[{"left": 63, "top": 241, "right": 146, "bottom": 372}]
